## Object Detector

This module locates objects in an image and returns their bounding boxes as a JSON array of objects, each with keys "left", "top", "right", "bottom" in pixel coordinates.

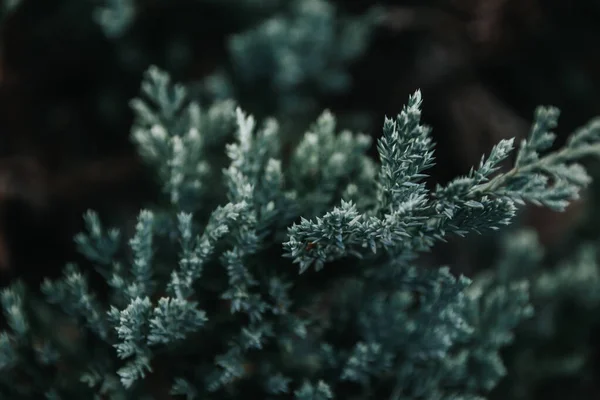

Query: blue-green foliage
[
  {"left": 1, "top": 67, "right": 600, "bottom": 399},
  {"left": 484, "top": 230, "right": 600, "bottom": 400},
  {"left": 284, "top": 92, "right": 600, "bottom": 273},
  {"left": 95, "top": 0, "right": 378, "bottom": 119},
  {"left": 94, "top": 0, "right": 135, "bottom": 38},
  {"left": 130, "top": 66, "right": 237, "bottom": 211},
  {"left": 203, "top": 0, "right": 380, "bottom": 115}
]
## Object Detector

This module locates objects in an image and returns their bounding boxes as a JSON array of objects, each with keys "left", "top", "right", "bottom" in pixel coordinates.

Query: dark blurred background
[
  {"left": 1, "top": 0, "right": 599, "bottom": 293},
  {"left": 0, "top": 0, "right": 597, "bottom": 287},
  {"left": 1, "top": 1, "right": 600, "bottom": 397}
]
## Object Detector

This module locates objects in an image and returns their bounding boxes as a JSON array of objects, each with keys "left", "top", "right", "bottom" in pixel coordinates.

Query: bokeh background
[{"left": 2, "top": 0, "right": 600, "bottom": 398}]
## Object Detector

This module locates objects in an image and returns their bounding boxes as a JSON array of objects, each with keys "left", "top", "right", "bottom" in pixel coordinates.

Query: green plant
[{"left": 2, "top": 66, "right": 600, "bottom": 399}]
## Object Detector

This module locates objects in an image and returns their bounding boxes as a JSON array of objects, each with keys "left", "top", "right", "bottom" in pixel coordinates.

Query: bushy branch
[
  {"left": 284, "top": 91, "right": 600, "bottom": 273},
  {"left": 4, "top": 67, "right": 600, "bottom": 400}
]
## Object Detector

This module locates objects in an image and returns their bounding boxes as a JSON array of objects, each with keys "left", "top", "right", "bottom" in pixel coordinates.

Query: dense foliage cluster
[
  {"left": 1, "top": 64, "right": 600, "bottom": 399},
  {"left": 2, "top": 1, "right": 600, "bottom": 400}
]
